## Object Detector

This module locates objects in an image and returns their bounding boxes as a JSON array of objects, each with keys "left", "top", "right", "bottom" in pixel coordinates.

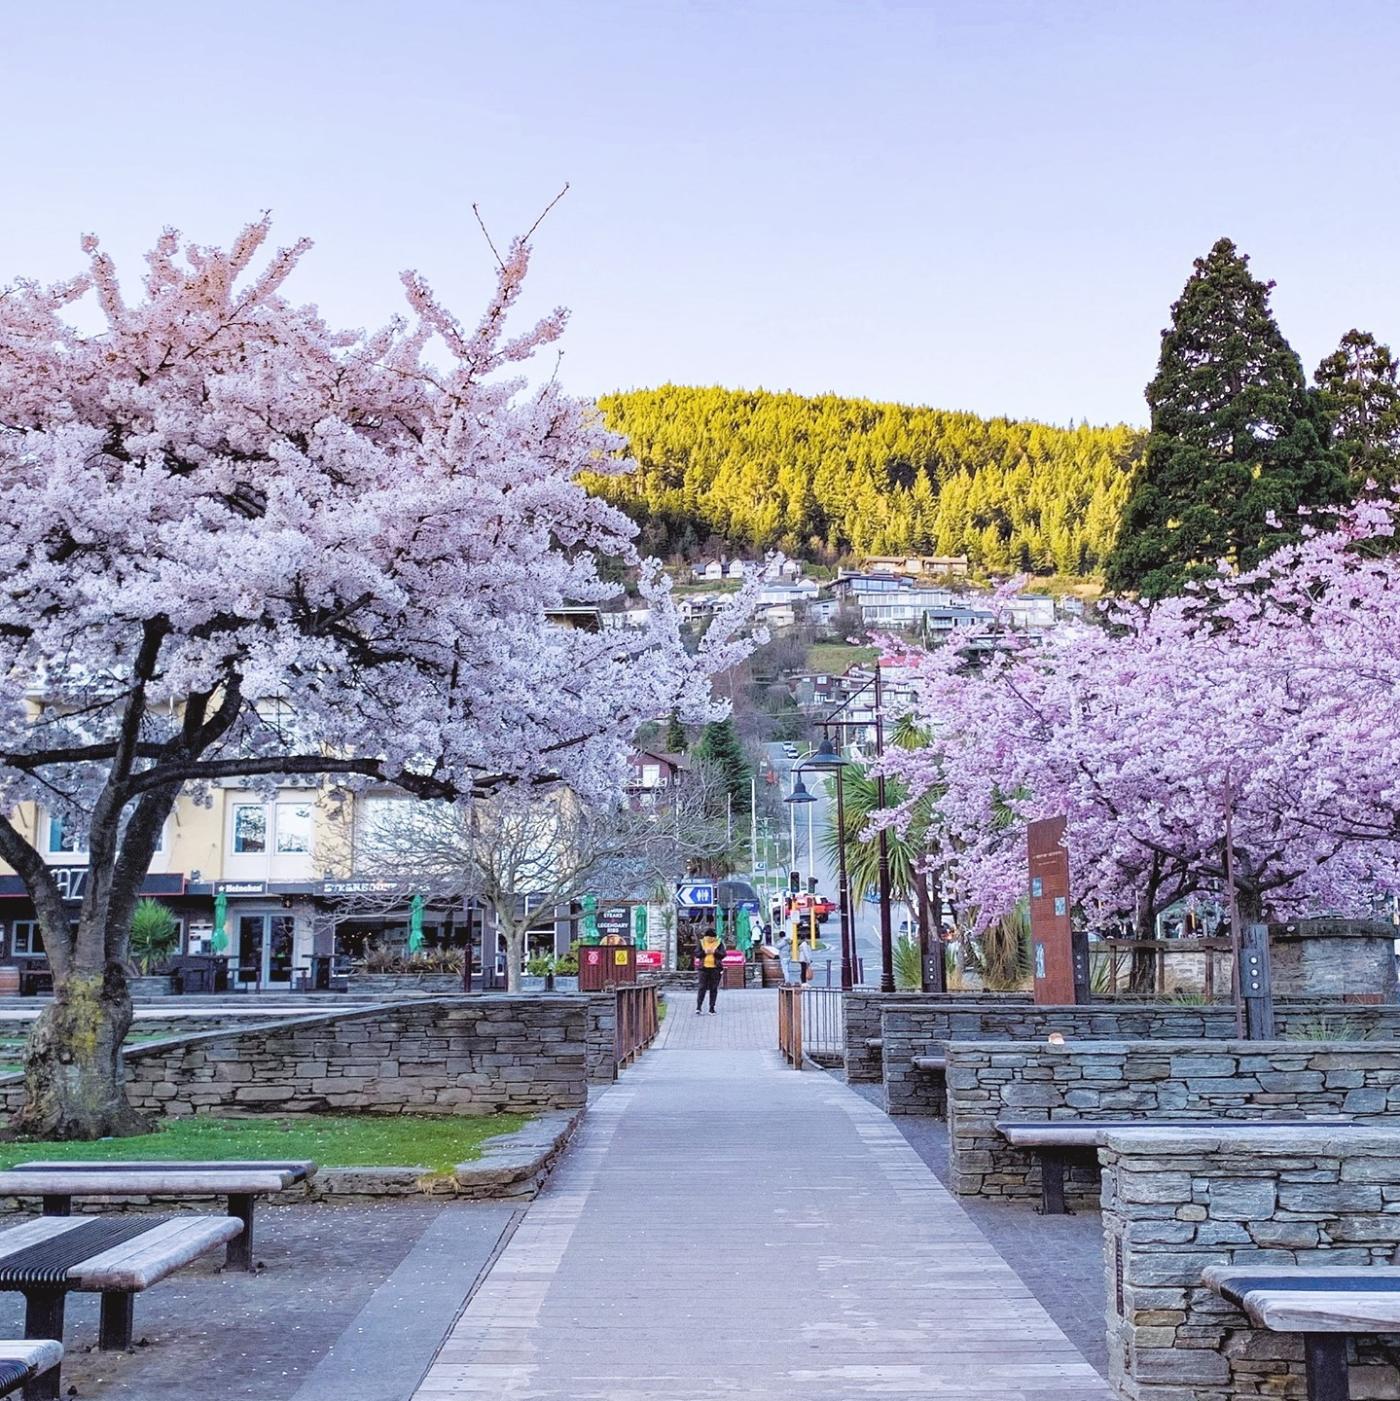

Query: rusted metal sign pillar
[{"left": 1028, "top": 816, "right": 1087, "bottom": 1005}]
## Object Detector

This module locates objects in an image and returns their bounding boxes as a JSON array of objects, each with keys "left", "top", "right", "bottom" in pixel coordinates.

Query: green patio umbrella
[
  {"left": 632, "top": 905, "right": 648, "bottom": 951},
  {"left": 580, "top": 893, "right": 599, "bottom": 944},
  {"left": 407, "top": 893, "right": 425, "bottom": 953},
  {"left": 210, "top": 889, "right": 228, "bottom": 955},
  {"left": 716, "top": 906, "right": 726, "bottom": 942},
  {"left": 736, "top": 906, "right": 752, "bottom": 953}
]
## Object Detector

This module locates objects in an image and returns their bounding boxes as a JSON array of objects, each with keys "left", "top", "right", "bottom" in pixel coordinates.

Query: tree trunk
[
  {"left": 1127, "top": 870, "right": 1162, "bottom": 996},
  {"left": 505, "top": 925, "right": 524, "bottom": 993},
  {"left": 14, "top": 966, "right": 151, "bottom": 1140}
]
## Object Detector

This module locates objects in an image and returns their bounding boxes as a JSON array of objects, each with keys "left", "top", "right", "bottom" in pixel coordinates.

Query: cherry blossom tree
[
  {"left": 885, "top": 501, "right": 1400, "bottom": 956},
  {"left": 0, "top": 218, "right": 752, "bottom": 1138}
]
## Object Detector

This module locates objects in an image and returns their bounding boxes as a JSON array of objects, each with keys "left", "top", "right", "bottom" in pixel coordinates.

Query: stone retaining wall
[
  {"left": 946, "top": 1039, "right": 1400, "bottom": 1205},
  {"left": 885, "top": 1002, "right": 1400, "bottom": 1116},
  {"left": 1101, "top": 1125, "right": 1400, "bottom": 1401},
  {"left": 0, "top": 996, "right": 587, "bottom": 1119},
  {"left": 586, "top": 994, "right": 615, "bottom": 1084},
  {"left": 843, "top": 992, "right": 1031, "bottom": 1082}
]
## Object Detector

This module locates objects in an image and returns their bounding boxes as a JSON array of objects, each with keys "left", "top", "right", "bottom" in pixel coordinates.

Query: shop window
[
  {"left": 47, "top": 814, "right": 87, "bottom": 855},
  {"left": 232, "top": 805, "right": 267, "bottom": 854},
  {"left": 275, "top": 803, "right": 312, "bottom": 854},
  {"left": 11, "top": 921, "right": 43, "bottom": 956}
]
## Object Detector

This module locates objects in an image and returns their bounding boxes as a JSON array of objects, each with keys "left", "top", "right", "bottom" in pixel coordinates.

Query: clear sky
[{"left": 2, "top": 0, "right": 1396, "bottom": 427}]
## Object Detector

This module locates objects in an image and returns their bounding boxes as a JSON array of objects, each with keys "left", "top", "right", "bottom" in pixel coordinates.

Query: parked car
[{"left": 782, "top": 742, "right": 800, "bottom": 758}]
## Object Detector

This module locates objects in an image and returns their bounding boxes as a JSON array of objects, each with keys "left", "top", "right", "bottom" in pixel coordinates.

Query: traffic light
[
  {"left": 789, "top": 870, "right": 801, "bottom": 893},
  {"left": 807, "top": 876, "right": 817, "bottom": 894}
]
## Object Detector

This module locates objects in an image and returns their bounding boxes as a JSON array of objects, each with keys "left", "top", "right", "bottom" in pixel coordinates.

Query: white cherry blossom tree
[{"left": 0, "top": 218, "right": 751, "bottom": 1137}]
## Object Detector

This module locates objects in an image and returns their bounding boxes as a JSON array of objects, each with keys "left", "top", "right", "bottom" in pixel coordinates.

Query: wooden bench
[
  {"left": 5, "top": 1161, "right": 316, "bottom": 1272},
  {"left": 0, "top": 1344, "right": 61, "bottom": 1400},
  {"left": 1202, "top": 1264, "right": 1400, "bottom": 1401},
  {"left": 996, "top": 1120, "right": 1367, "bottom": 1215},
  {"left": 0, "top": 1214, "right": 240, "bottom": 1399}
]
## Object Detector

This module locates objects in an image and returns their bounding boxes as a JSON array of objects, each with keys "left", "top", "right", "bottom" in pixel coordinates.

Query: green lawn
[
  {"left": 0, "top": 1113, "right": 530, "bottom": 1176},
  {"left": 805, "top": 642, "right": 878, "bottom": 673}
]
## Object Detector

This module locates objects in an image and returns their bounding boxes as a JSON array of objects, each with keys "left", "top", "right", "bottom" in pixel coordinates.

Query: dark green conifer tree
[
  {"left": 1314, "top": 329, "right": 1400, "bottom": 489},
  {"left": 1106, "top": 238, "right": 1348, "bottom": 597},
  {"left": 693, "top": 717, "right": 752, "bottom": 814},
  {"left": 664, "top": 710, "right": 688, "bottom": 753}
]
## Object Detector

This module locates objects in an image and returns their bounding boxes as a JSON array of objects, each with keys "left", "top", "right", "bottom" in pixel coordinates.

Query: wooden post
[{"left": 1029, "top": 817, "right": 1080, "bottom": 1004}]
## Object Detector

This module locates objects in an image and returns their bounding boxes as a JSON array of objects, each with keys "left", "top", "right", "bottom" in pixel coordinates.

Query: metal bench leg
[
  {"left": 22, "top": 1289, "right": 64, "bottom": 1401},
  {"left": 1038, "top": 1151, "right": 1071, "bottom": 1216},
  {"left": 226, "top": 1192, "right": 254, "bottom": 1271},
  {"left": 1303, "top": 1334, "right": 1350, "bottom": 1401},
  {"left": 39, "top": 1196, "right": 70, "bottom": 1218},
  {"left": 99, "top": 1292, "right": 134, "bottom": 1352}
]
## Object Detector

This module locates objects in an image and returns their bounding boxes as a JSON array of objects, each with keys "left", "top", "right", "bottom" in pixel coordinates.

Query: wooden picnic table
[
  {"left": 1203, "top": 1264, "right": 1400, "bottom": 1400},
  {"left": 0, "top": 1344, "right": 61, "bottom": 1400},
  {"left": 0, "top": 1214, "right": 240, "bottom": 1399},
  {"left": 5, "top": 1161, "right": 316, "bottom": 1272}
]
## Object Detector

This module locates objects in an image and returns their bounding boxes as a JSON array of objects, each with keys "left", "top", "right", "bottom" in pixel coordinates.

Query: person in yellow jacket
[{"left": 696, "top": 931, "right": 726, "bottom": 1015}]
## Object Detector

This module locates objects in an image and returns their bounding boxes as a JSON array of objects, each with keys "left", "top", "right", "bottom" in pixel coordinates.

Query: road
[{"left": 756, "top": 741, "right": 913, "bottom": 987}]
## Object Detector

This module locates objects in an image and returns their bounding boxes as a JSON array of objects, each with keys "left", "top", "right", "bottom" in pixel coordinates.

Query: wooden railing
[
  {"left": 615, "top": 983, "right": 660, "bottom": 1071},
  {"left": 778, "top": 984, "right": 803, "bottom": 1067},
  {"left": 778, "top": 985, "right": 845, "bottom": 1069}
]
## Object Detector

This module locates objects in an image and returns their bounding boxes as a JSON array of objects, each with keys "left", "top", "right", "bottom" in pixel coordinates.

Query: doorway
[{"left": 237, "top": 913, "right": 296, "bottom": 989}]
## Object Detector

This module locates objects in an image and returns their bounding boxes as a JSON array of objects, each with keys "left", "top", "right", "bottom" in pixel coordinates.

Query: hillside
[{"left": 591, "top": 385, "right": 1143, "bottom": 575}]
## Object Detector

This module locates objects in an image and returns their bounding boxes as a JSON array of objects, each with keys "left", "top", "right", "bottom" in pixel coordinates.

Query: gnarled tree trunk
[{"left": 14, "top": 965, "right": 150, "bottom": 1140}]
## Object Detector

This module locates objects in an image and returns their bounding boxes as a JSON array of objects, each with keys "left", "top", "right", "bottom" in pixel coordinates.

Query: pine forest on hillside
[{"left": 592, "top": 386, "right": 1142, "bottom": 576}]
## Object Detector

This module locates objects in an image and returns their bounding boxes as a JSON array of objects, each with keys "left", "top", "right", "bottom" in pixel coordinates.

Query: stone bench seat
[
  {"left": 0, "top": 1343, "right": 61, "bottom": 1400},
  {"left": 995, "top": 1118, "right": 1364, "bottom": 1215},
  {"left": 0, "top": 1214, "right": 240, "bottom": 1399},
  {"left": 5, "top": 1161, "right": 316, "bottom": 1274},
  {"left": 911, "top": 1055, "right": 945, "bottom": 1073},
  {"left": 1203, "top": 1264, "right": 1400, "bottom": 1401}
]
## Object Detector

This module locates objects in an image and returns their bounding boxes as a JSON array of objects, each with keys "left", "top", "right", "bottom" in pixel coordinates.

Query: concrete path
[{"left": 414, "top": 990, "right": 1111, "bottom": 1401}]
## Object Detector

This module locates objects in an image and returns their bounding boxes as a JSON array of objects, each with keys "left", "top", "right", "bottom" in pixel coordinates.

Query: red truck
[{"left": 788, "top": 892, "right": 836, "bottom": 925}]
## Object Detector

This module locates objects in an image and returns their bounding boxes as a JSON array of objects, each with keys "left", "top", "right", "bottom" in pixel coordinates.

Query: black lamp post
[{"left": 786, "top": 741, "right": 854, "bottom": 991}]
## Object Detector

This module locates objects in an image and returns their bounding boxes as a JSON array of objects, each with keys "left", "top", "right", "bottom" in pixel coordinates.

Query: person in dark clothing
[{"left": 696, "top": 931, "right": 725, "bottom": 1014}]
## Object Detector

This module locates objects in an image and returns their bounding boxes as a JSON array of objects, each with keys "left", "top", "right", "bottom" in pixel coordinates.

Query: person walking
[{"left": 696, "top": 930, "right": 725, "bottom": 1014}]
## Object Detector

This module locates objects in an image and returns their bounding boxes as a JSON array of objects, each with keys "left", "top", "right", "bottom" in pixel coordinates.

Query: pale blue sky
[{"left": 2, "top": 0, "right": 1395, "bottom": 426}]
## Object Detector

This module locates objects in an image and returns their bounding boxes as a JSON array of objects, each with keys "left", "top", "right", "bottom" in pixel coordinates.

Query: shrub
[{"left": 130, "top": 899, "right": 179, "bottom": 974}]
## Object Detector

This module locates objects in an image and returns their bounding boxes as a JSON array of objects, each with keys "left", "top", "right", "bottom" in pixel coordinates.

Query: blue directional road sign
[{"left": 675, "top": 881, "right": 716, "bottom": 909}]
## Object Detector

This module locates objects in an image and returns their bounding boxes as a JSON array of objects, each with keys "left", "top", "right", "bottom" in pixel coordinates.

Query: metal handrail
[{"left": 778, "top": 985, "right": 845, "bottom": 1069}]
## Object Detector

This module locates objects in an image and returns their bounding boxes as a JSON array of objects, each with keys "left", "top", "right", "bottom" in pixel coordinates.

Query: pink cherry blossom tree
[
  {"left": 0, "top": 218, "right": 752, "bottom": 1138},
  {"left": 884, "top": 501, "right": 1400, "bottom": 971}
]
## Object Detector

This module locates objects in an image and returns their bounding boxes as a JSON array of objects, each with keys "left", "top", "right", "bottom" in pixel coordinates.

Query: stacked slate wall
[
  {"left": 946, "top": 1039, "right": 1400, "bottom": 1206},
  {"left": 0, "top": 996, "right": 588, "bottom": 1119},
  {"left": 883, "top": 1001, "right": 1400, "bottom": 1115},
  {"left": 1102, "top": 1125, "right": 1400, "bottom": 1401}
]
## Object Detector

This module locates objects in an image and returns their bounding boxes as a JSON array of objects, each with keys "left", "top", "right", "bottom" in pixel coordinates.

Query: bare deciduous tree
[{"left": 357, "top": 768, "right": 733, "bottom": 990}]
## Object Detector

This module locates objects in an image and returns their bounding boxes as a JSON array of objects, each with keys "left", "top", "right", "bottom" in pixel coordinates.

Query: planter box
[
  {"left": 128, "top": 975, "right": 173, "bottom": 997},
  {"left": 344, "top": 973, "right": 464, "bottom": 995}
]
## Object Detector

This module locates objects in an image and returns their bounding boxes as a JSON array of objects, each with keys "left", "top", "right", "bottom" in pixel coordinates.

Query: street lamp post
[
  {"left": 789, "top": 736, "right": 854, "bottom": 992},
  {"left": 872, "top": 664, "right": 896, "bottom": 993},
  {"left": 802, "top": 663, "right": 896, "bottom": 992},
  {"left": 801, "top": 739, "right": 852, "bottom": 991}
]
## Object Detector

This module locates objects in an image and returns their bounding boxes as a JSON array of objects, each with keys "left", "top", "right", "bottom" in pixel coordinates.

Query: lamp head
[
  {"left": 805, "top": 735, "right": 848, "bottom": 770},
  {"left": 785, "top": 776, "right": 817, "bottom": 805}
]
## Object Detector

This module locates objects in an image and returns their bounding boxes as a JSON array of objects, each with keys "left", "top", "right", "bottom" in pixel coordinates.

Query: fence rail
[
  {"left": 777, "top": 985, "right": 845, "bottom": 1069},
  {"left": 615, "top": 983, "right": 660, "bottom": 1071}
]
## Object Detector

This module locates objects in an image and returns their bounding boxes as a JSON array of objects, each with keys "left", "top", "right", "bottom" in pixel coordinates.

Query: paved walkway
[{"left": 414, "top": 990, "right": 1110, "bottom": 1400}]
